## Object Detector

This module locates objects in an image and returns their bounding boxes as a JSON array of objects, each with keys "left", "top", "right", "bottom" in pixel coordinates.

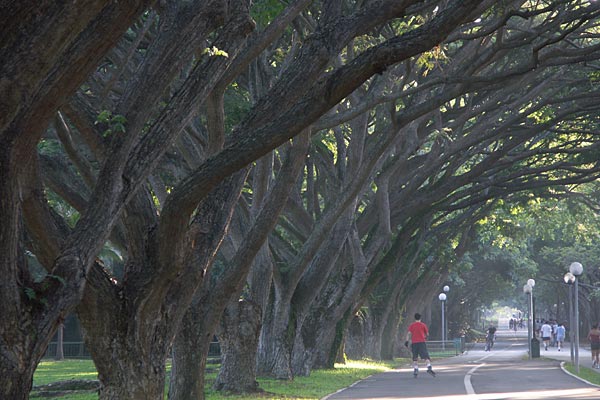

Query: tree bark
[
  {"left": 345, "top": 315, "right": 366, "bottom": 360},
  {"left": 214, "top": 300, "right": 262, "bottom": 392},
  {"left": 257, "top": 294, "right": 294, "bottom": 379},
  {"left": 168, "top": 305, "right": 213, "bottom": 400}
]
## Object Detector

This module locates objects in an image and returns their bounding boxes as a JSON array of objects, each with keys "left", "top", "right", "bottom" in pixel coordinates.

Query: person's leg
[
  {"left": 421, "top": 345, "right": 435, "bottom": 376},
  {"left": 411, "top": 345, "right": 419, "bottom": 375}
]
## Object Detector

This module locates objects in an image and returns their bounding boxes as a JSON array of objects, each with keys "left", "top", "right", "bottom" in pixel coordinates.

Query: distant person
[
  {"left": 540, "top": 320, "right": 552, "bottom": 351},
  {"left": 556, "top": 322, "right": 566, "bottom": 351},
  {"left": 587, "top": 323, "right": 600, "bottom": 368},
  {"left": 551, "top": 320, "right": 558, "bottom": 347},
  {"left": 485, "top": 325, "right": 497, "bottom": 351},
  {"left": 405, "top": 313, "right": 436, "bottom": 378}
]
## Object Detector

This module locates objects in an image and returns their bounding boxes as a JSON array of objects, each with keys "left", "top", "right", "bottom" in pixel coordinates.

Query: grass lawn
[
  {"left": 563, "top": 362, "right": 600, "bottom": 386},
  {"left": 32, "top": 358, "right": 405, "bottom": 399}
]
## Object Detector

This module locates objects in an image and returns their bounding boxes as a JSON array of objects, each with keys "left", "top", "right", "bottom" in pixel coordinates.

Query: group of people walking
[
  {"left": 534, "top": 319, "right": 600, "bottom": 369},
  {"left": 538, "top": 320, "right": 566, "bottom": 351},
  {"left": 509, "top": 318, "right": 524, "bottom": 330}
]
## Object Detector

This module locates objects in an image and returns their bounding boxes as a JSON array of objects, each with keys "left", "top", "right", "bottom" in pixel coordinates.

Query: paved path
[{"left": 324, "top": 329, "right": 600, "bottom": 399}]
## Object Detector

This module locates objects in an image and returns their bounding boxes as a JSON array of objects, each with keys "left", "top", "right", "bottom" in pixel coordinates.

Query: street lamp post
[
  {"left": 527, "top": 279, "right": 536, "bottom": 337},
  {"left": 443, "top": 285, "right": 449, "bottom": 342},
  {"left": 439, "top": 292, "right": 447, "bottom": 349},
  {"left": 523, "top": 283, "right": 533, "bottom": 360},
  {"left": 566, "top": 262, "right": 583, "bottom": 373},
  {"left": 564, "top": 272, "right": 575, "bottom": 365}
]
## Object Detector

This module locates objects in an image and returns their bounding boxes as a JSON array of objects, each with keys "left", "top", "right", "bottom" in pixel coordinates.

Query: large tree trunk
[
  {"left": 0, "top": 148, "right": 30, "bottom": 400},
  {"left": 363, "top": 312, "right": 384, "bottom": 361},
  {"left": 78, "top": 275, "right": 171, "bottom": 400},
  {"left": 345, "top": 315, "right": 366, "bottom": 360},
  {"left": 257, "top": 293, "right": 294, "bottom": 379},
  {"left": 381, "top": 304, "right": 401, "bottom": 360},
  {"left": 80, "top": 171, "right": 247, "bottom": 400},
  {"left": 168, "top": 306, "right": 213, "bottom": 400},
  {"left": 214, "top": 300, "right": 262, "bottom": 392},
  {"left": 96, "top": 351, "right": 166, "bottom": 400},
  {"left": 168, "top": 139, "right": 308, "bottom": 398},
  {"left": 291, "top": 311, "right": 342, "bottom": 375}
]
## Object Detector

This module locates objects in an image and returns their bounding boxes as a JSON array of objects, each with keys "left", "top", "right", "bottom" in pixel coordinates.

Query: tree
[{"left": 2, "top": 0, "right": 490, "bottom": 398}]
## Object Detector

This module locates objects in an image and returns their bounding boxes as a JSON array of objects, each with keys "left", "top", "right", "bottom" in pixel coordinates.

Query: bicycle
[{"left": 484, "top": 333, "right": 495, "bottom": 351}]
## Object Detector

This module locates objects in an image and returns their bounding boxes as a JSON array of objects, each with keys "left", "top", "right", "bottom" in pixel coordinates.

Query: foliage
[
  {"left": 94, "top": 110, "right": 126, "bottom": 137},
  {"left": 38, "top": 139, "right": 63, "bottom": 156},
  {"left": 250, "top": 0, "right": 285, "bottom": 28},
  {"left": 46, "top": 190, "right": 80, "bottom": 228}
]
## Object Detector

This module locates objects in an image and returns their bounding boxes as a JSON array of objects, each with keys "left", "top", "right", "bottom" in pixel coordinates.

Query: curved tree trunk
[{"left": 214, "top": 300, "right": 262, "bottom": 392}]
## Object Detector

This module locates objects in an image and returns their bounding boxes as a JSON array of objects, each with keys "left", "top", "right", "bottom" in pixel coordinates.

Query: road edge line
[
  {"left": 320, "top": 373, "right": 376, "bottom": 400},
  {"left": 464, "top": 363, "right": 484, "bottom": 395}
]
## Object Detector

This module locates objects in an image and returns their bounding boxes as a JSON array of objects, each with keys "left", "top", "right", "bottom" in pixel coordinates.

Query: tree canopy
[{"left": 3, "top": 1, "right": 600, "bottom": 399}]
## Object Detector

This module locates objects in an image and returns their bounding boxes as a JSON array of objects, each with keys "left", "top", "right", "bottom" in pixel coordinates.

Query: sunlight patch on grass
[{"left": 33, "top": 360, "right": 98, "bottom": 386}]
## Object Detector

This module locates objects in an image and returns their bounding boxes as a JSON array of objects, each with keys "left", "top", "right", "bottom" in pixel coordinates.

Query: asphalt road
[{"left": 324, "top": 329, "right": 600, "bottom": 399}]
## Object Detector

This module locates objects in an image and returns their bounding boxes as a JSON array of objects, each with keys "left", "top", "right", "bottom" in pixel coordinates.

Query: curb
[
  {"left": 320, "top": 373, "right": 375, "bottom": 400},
  {"left": 559, "top": 361, "right": 600, "bottom": 388}
]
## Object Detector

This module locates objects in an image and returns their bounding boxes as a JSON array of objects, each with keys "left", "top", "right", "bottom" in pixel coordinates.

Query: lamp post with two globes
[{"left": 564, "top": 262, "right": 583, "bottom": 373}]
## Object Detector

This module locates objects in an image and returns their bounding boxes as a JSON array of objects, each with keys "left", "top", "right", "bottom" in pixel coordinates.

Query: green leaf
[
  {"left": 96, "top": 110, "right": 112, "bottom": 124},
  {"left": 24, "top": 287, "right": 36, "bottom": 300}
]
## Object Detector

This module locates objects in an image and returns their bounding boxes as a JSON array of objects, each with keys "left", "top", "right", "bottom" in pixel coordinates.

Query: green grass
[
  {"left": 32, "top": 358, "right": 405, "bottom": 399},
  {"left": 563, "top": 362, "right": 600, "bottom": 386},
  {"left": 33, "top": 360, "right": 98, "bottom": 386}
]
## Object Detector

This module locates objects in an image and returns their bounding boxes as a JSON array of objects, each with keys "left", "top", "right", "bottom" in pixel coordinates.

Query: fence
[
  {"left": 43, "top": 341, "right": 222, "bottom": 360},
  {"left": 426, "top": 337, "right": 465, "bottom": 357},
  {"left": 45, "top": 342, "right": 91, "bottom": 359}
]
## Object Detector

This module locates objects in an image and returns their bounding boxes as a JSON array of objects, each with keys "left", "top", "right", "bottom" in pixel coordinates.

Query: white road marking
[{"left": 464, "top": 363, "right": 485, "bottom": 395}]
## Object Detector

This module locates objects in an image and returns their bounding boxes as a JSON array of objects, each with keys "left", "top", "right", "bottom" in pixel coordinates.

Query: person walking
[
  {"left": 540, "top": 320, "right": 552, "bottom": 351},
  {"left": 587, "top": 323, "right": 600, "bottom": 368},
  {"left": 556, "top": 322, "right": 566, "bottom": 351},
  {"left": 405, "top": 313, "right": 436, "bottom": 378},
  {"left": 550, "top": 320, "right": 558, "bottom": 347}
]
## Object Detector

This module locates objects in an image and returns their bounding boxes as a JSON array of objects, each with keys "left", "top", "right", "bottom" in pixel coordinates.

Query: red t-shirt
[{"left": 408, "top": 321, "right": 429, "bottom": 343}]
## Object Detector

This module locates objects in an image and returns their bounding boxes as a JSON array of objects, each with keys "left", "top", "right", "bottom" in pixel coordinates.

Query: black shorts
[
  {"left": 542, "top": 336, "right": 551, "bottom": 341},
  {"left": 591, "top": 343, "right": 600, "bottom": 351},
  {"left": 411, "top": 342, "right": 430, "bottom": 361}
]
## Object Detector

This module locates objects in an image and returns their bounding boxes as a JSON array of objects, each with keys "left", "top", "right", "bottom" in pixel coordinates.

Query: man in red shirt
[{"left": 405, "top": 313, "right": 436, "bottom": 377}]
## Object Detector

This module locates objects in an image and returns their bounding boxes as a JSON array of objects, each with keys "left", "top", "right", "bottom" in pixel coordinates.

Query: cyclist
[{"left": 485, "top": 325, "right": 497, "bottom": 351}]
